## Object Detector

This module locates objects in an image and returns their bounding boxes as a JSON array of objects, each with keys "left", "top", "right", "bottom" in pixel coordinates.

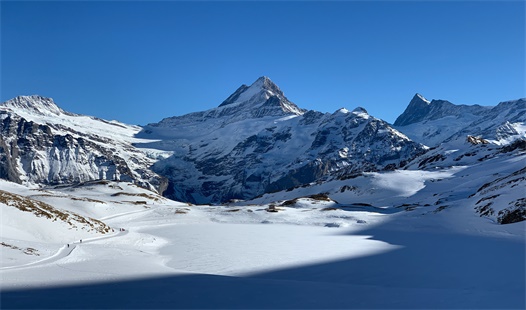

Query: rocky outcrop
[{"left": 0, "top": 96, "right": 167, "bottom": 193}]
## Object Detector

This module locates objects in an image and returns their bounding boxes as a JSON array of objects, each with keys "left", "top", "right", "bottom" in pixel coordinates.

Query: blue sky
[{"left": 1, "top": 1, "right": 524, "bottom": 125}]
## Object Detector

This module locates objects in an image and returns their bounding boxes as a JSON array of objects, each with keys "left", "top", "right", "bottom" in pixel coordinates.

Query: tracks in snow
[{"left": 0, "top": 230, "right": 128, "bottom": 271}]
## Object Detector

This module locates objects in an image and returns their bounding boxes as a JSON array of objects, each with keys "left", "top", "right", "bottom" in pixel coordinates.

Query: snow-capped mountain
[
  {"left": 1, "top": 79, "right": 525, "bottom": 310},
  {"left": 143, "top": 76, "right": 305, "bottom": 137},
  {"left": 1, "top": 78, "right": 524, "bottom": 210},
  {"left": 247, "top": 93, "right": 526, "bottom": 225},
  {"left": 139, "top": 77, "right": 427, "bottom": 204},
  {"left": 394, "top": 94, "right": 525, "bottom": 146},
  {"left": 0, "top": 95, "right": 168, "bottom": 192}
]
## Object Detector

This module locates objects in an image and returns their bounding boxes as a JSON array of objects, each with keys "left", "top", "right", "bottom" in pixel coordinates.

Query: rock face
[
  {"left": 0, "top": 95, "right": 167, "bottom": 193},
  {"left": 139, "top": 77, "right": 427, "bottom": 204}
]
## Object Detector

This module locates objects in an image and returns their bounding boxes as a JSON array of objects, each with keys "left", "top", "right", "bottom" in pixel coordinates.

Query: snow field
[{"left": 1, "top": 168, "right": 525, "bottom": 308}]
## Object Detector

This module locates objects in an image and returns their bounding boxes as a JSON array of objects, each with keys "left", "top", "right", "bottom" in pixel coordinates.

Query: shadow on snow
[{"left": 2, "top": 225, "right": 525, "bottom": 309}]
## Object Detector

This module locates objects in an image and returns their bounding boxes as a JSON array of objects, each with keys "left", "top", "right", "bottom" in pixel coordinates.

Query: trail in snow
[
  {"left": 99, "top": 208, "right": 153, "bottom": 221},
  {"left": 0, "top": 230, "right": 128, "bottom": 270}
]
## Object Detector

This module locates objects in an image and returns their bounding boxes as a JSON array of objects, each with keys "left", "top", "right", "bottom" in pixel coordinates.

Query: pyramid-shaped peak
[
  {"left": 214, "top": 76, "right": 305, "bottom": 119},
  {"left": 219, "top": 76, "right": 285, "bottom": 108},
  {"left": 255, "top": 76, "right": 272, "bottom": 83},
  {"left": 253, "top": 76, "right": 276, "bottom": 87},
  {"left": 249, "top": 76, "right": 284, "bottom": 97},
  {"left": 1, "top": 95, "right": 65, "bottom": 116},
  {"left": 394, "top": 93, "right": 433, "bottom": 126}
]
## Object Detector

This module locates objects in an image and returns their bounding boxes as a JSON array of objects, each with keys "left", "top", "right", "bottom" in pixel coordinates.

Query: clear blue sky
[{"left": 1, "top": 1, "right": 524, "bottom": 125}]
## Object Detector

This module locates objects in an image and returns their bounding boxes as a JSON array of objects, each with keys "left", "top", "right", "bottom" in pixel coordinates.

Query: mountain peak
[
  {"left": 253, "top": 76, "right": 281, "bottom": 93},
  {"left": 216, "top": 77, "right": 304, "bottom": 117},
  {"left": 219, "top": 76, "right": 284, "bottom": 108},
  {"left": 394, "top": 93, "right": 491, "bottom": 127},
  {"left": 1, "top": 95, "right": 65, "bottom": 116},
  {"left": 414, "top": 93, "right": 430, "bottom": 104},
  {"left": 352, "top": 107, "right": 369, "bottom": 114},
  {"left": 394, "top": 93, "right": 434, "bottom": 126}
]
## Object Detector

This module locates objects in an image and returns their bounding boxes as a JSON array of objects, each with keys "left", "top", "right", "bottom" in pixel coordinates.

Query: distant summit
[
  {"left": 219, "top": 76, "right": 285, "bottom": 107},
  {"left": 1, "top": 95, "right": 66, "bottom": 116},
  {"left": 393, "top": 94, "right": 525, "bottom": 147},
  {"left": 217, "top": 76, "right": 305, "bottom": 117},
  {"left": 394, "top": 93, "right": 487, "bottom": 126},
  {"left": 150, "top": 76, "right": 305, "bottom": 130},
  {"left": 393, "top": 94, "right": 431, "bottom": 126}
]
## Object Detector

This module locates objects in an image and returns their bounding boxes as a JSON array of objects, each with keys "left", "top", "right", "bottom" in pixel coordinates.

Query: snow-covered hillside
[{"left": 1, "top": 177, "right": 524, "bottom": 309}]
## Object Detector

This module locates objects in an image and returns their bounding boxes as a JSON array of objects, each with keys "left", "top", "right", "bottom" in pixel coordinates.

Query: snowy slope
[
  {"left": 247, "top": 134, "right": 526, "bottom": 227},
  {"left": 1, "top": 175, "right": 524, "bottom": 309}
]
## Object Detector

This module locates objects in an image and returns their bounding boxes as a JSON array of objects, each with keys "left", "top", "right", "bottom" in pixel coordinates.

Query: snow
[
  {"left": 366, "top": 168, "right": 463, "bottom": 197},
  {"left": 1, "top": 96, "right": 146, "bottom": 145},
  {"left": 416, "top": 93, "right": 431, "bottom": 104},
  {"left": 1, "top": 90, "right": 525, "bottom": 308},
  {"left": 1, "top": 176, "right": 524, "bottom": 309}
]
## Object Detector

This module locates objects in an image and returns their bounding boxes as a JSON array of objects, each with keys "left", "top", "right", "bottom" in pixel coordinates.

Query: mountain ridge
[
  {"left": 1, "top": 77, "right": 525, "bottom": 205},
  {"left": 139, "top": 77, "right": 428, "bottom": 203}
]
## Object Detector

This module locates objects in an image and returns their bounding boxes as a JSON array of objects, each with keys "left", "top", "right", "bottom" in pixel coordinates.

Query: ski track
[
  {"left": 0, "top": 230, "right": 128, "bottom": 271},
  {"left": 99, "top": 208, "right": 153, "bottom": 221}
]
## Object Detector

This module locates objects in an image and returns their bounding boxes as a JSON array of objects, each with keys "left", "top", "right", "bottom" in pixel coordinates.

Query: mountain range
[
  {"left": 2, "top": 76, "right": 525, "bottom": 309},
  {"left": 1, "top": 76, "right": 525, "bottom": 222}
]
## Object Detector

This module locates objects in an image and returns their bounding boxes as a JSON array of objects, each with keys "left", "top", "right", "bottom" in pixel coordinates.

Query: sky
[{"left": 1, "top": 1, "right": 524, "bottom": 125}]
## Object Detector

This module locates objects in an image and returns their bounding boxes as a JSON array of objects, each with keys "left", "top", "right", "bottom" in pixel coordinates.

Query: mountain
[
  {"left": 445, "top": 98, "right": 526, "bottom": 144},
  {"left": 246, "top": 94, "right": 526, "bottom": 225},
  {"left": 1, "top": 81, "right": 525, "bottom": 310},
  {"left": 394, "top": 94, "right": 525, "bottom": 147},
  {"left": 393, "top": 94, "right": 489, "bottom": 146},
  {"left": 139, "top": 77, "right": 427, "bottom": 204},
  {"left": 0, "top": 95, "right": 168, "bottom": 193},
  {"left": 143, "top": 76, "right": 305, "bottom": 137},
  {"left": 1, "top": 79, "right": 524, "bottom": 211},
  {"left": 393, "top": 93, "right": 489, "bottom": 127}
]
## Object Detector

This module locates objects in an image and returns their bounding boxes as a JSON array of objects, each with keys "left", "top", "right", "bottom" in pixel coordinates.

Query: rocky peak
[
  {"left": 1, "top": 95, "right": 66, "bottom": 116},
  {"left": 394, "top": 93, "right": 491, "bottom": 127},
  {"left": 352, "top": 107, "right": 369, "bottom": 115},
  {"left": 216, "top": 76, "right": 305, "bottom": 117},
  {"left": 393, "top": 93, "right": 432, "bottom": 126},
  {"left": 219, "top": 76, "right": 285, "bottom": 107}
]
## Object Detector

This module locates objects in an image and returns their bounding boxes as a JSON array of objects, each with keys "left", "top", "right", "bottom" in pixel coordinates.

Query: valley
[{"left": 1, "top": 76, "right": 525, "bottom": 308}]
